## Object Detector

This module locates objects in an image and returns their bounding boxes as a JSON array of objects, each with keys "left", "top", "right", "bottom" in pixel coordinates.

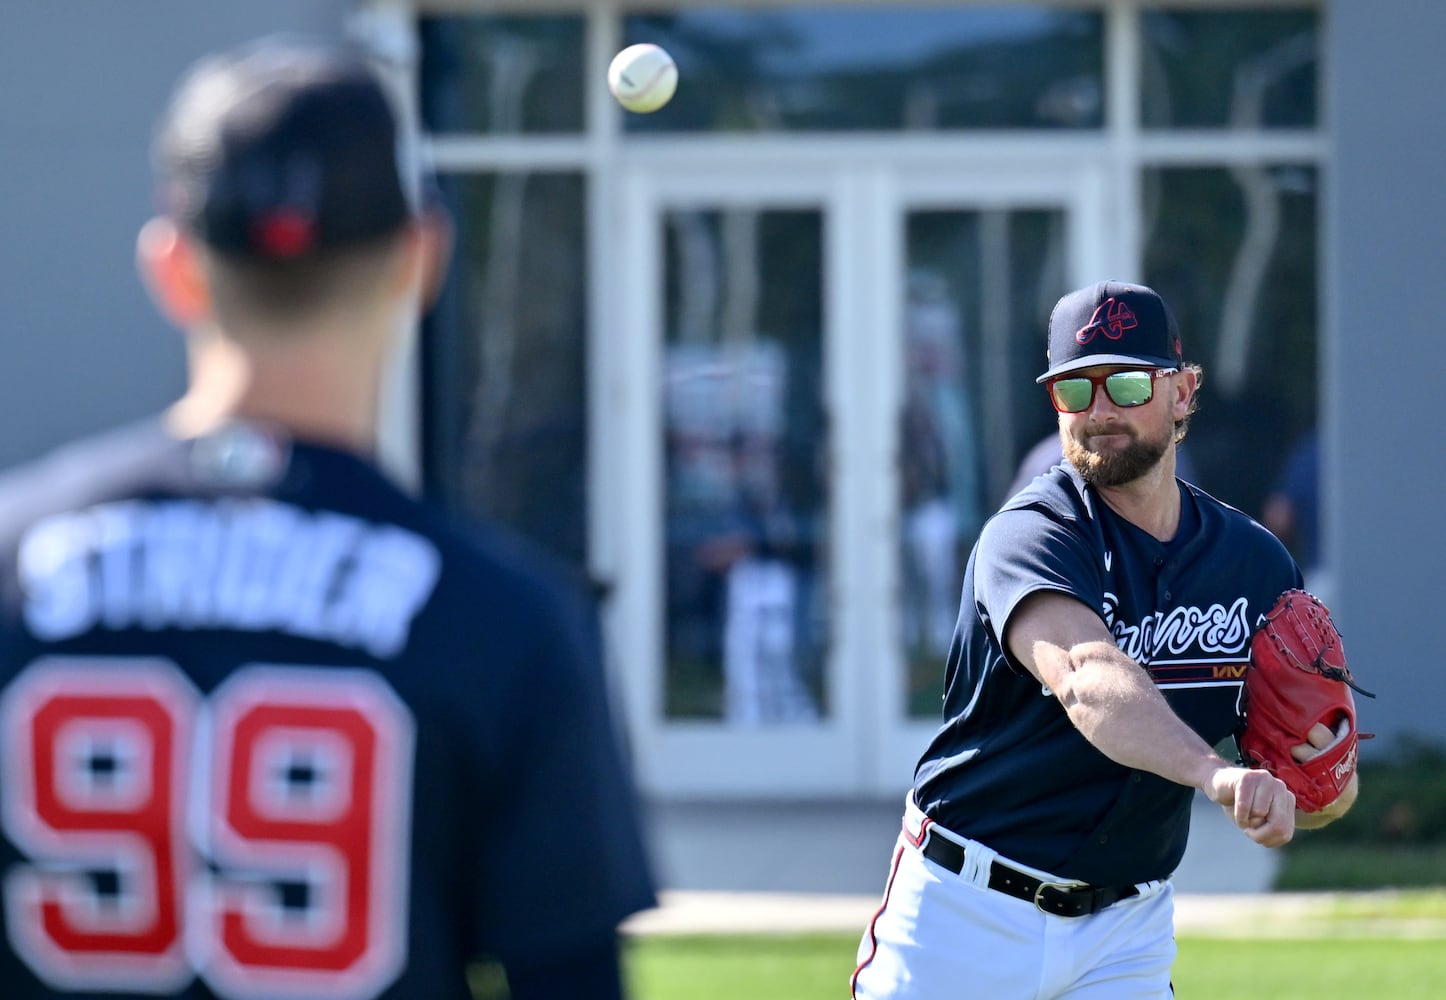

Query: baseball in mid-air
[{"left": 607, "top": 43, "right": 677, "bottom": 113}]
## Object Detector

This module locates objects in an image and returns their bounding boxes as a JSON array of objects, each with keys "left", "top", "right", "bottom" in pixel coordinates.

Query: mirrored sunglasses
[{"left": 1047, "top": 368, "right": 1177, "bottom": 413}]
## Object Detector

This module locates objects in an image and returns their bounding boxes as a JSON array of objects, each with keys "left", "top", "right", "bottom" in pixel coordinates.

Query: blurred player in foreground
[
  {"left": 0, "top": 35, "right": 654, "bottom": 999},
  {"left": 852, "top": 281, "right": 1356, "bottom": 999}
]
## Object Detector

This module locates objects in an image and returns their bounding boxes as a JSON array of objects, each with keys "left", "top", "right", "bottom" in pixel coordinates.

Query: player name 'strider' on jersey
[{"left": 20, "top": 498, "right": 440, "bottom": 657}]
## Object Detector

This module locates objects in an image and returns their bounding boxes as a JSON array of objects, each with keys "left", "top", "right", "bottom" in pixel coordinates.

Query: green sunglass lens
[
  {"left": 1052, "top": 378, "right": 1094, "bottom": 411},
  {"left": 1104, "top": 372, "right": 1154, "bottom": 406}
]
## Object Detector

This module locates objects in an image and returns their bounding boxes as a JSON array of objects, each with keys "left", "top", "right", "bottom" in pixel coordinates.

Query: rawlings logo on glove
[{"left": 1237, "top": 590, "right": 1374, "bottom": 813}]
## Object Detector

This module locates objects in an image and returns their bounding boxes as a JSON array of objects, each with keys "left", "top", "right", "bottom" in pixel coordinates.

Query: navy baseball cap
[
  {"left": 1036, "top": 280, "right": 1184, "bottom": 383},
  {"left": 153, "top": 36, "right": 415, "bottom": 259}
]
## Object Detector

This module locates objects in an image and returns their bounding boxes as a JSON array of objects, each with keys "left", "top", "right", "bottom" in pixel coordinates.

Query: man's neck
[{"left": 166, "top": 327, "right": 382, "bottom": 453}]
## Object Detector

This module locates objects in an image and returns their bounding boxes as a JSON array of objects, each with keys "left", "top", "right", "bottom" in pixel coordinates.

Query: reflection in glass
[
  {"left": 624, "top": 7, "right": 1102, "bottom": 132},
  {"left": 422, "top": 173, "right": 589, "bottom": 571},
  {"left": 1142, "top": 166, "right": 1318, "bottom": 521},
  {"left": 900, "top": 209, "right": 1068, "bottom": 717},
  {"left": 1141, "top": 9, "right": 1318, "bottom": 129},
  {"left": 418, "top": 14, "right": 585, "bottom": 134},
  {"left": 663, "top": 210, "right": 828, "bottom": 724},
  {"left": 898, "top": 270, "right": 983, "bottom": 672}
]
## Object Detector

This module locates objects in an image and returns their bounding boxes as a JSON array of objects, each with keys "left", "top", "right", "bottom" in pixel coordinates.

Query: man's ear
[
  {"left": 414, "top": 207, "right": 453, "bottom": 311},
  {"left": 136, "top": 217, "right": 210, "bottom": 328},
  {"left": 1171, "top": 367, "right": 1198, "bottom": 419}
]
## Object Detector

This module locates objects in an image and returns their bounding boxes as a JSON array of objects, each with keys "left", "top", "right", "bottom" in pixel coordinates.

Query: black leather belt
[{"left": 921, "top": 833, "right": 1140, "bottom": 918}]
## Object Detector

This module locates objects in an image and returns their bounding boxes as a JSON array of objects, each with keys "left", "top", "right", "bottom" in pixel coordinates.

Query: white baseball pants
[{"left": 852, "top": 798, "right": 1176, "bottom": 999}]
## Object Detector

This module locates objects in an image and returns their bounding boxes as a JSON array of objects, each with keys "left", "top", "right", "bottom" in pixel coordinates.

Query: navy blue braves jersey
[
  {"left": 913, "top": 464, "right": 1302, "bottom": 887},
  {"left": 0, "top": 420, "right": 655, "bottom": 999}
]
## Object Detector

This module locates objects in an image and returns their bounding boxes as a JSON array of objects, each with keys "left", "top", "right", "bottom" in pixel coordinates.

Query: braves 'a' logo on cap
[{"left": 1076, "top": 298, "right": 1138, "bottom": 345}]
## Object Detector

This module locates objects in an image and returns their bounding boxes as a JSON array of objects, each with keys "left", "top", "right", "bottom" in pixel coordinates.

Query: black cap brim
[{"left": 1035, "top": 353, "right": 1180, "bottom": 383}]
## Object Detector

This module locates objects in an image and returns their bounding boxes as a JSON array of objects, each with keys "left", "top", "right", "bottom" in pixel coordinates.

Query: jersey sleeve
[
  {"left": 470, "top": 578, "right": 656, "bottom": 967},
  {"left": 973, "top": 505, "right": 1103, "bottom": 666}
]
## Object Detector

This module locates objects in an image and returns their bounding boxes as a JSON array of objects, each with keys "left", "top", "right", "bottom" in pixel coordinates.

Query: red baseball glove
[{"left": 1238, "top": 589, "right": 1374, "bottom": 813}]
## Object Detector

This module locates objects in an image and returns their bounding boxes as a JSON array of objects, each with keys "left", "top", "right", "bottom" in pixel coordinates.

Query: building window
[
  {"left": 623, "top": 6, "right": 1104, "bottom": 132},
  {"left": 418, "top": 15, "right": 585, "bottom": 134},
  {"left": 1140, "top": 8, "right": 1319, "bottom": 129},
  {"left": 1142, "top": 164, "right": 1319, "bottom": 546},
  {"left": 420, "top": 172, "right": 590, "bottom": 570}
]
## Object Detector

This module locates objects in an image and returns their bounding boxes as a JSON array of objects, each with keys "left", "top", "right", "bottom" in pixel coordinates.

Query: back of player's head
[{"left": 153, "top": 35, "right": 414, "bottom": 260}]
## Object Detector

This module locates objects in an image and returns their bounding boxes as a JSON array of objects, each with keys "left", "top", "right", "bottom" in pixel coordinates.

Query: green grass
[
  {"left": 618, "top": 893, "right": 1446, "bottom": 1000},
  {"left": 1172, "top": 937, "right": 1446, "bottom": 998},
  {"left": 627, "top": 934, "right": 856, "bottom": 999},
  {"left": 621, "top": 933, "right": 1446, "bottom": 1000}
]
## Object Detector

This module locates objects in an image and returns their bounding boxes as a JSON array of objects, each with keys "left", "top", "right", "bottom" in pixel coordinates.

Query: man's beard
[{"left": 1062, "top": 422, "right": 1172, "bottom": 488}]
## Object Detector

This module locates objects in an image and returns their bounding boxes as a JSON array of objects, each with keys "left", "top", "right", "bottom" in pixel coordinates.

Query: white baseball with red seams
[{"left": 608, "top": 43, "right": 677, "bottom": 113}]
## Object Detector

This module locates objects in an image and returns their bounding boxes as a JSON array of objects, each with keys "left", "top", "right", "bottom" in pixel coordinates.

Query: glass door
[
  {"left": 606, "top": 153, "right": 1109, "bottom": 797},
  {"left": 873, "top": 165, "right": 1110, "bottom": 787},
  {"left": 607, "top": 160, "right": 871, "bottom": 797}
]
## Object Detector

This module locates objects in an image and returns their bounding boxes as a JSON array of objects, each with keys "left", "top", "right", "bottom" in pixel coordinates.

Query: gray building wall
[
  {"left": 1327, "top": 1, "right": 1446, "bottom": 750},
  {"left": 0, "top": 1, "right": 353, "bottom": 471},
  {"left": 0, "top": 2, "right": 1439, "bottom": 748}
]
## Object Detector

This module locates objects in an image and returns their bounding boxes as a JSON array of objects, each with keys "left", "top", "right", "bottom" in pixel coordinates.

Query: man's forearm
[{"left": 1038, "top": 638, "right": 1227, "bottom": 792}]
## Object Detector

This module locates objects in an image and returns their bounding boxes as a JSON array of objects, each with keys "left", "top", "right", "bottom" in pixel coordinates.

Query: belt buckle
[{"left": 1033, "top": 880, "right": 1088, "bottom": 916}]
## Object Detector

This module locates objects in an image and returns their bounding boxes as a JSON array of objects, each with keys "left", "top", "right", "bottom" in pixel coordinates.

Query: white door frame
[
  {"left": 608, "top": 158, "right": 864, "bottom": 797},
  {"left": 602, "top": 143, "right": 1113, "bottom": 797}
]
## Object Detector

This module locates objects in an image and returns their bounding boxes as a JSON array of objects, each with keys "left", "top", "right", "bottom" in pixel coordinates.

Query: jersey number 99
[{"left": 1, "top": 657, "right": 415, "bottom": 999}]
